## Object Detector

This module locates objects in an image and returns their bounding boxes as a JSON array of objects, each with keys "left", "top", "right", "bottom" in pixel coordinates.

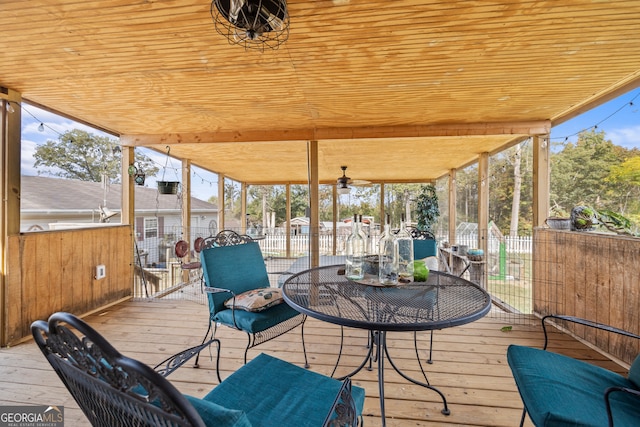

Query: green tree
[
  {"left": 224, "top": 179, "right": 242, "bottom": 220},
  {"left": 607, "top": 155, "right": 640, "bottom": 215},
  {"left": 489, "top": 142, "right": 534, "bottom": 235},
  {"left": 246, "top": 184, "right": 310, "bottom": 227},
  {"left": 455, "top": 165, "right": 478, "bottom": 224},
  {"left": 33, "top": 129, "right": 158, "bottom": 182},
  {"left": 551, "top": 130, "right": 627, "bottom": 213},
  {"left": 384, "top": 183, "right": 421, "bottom": 225}
]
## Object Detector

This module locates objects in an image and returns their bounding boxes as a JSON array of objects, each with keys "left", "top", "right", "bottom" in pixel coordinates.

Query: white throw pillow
[{"left": 224, "top": 288, "right": 284, "bottom": 312}]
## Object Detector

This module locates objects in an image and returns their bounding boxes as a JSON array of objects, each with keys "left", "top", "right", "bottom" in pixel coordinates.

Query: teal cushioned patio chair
[
  {"left": 407, "top": 227, "right": 438, "bottom": 260},
  {"left": 507, "top": 314, "right": 640, "bottom": 427},
  {"left": 195, "top": 231, "right": 307, "bottom": 380},
  {"left": 32, "top": 312, "right": 365, "bottom": 427}
]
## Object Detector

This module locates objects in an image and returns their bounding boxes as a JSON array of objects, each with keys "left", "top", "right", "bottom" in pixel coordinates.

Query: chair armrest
[
  {"left": 321, "top": 377, "right": 360, "bottom": 427},
  {"left": 542, "top": 314, "right": 640, "bottom": 350},
  {"left": 204, "top": 287, "right": 235, "bottom": 296},
  {"left": 605, "top": 386, "right": 640, "bottom": 427},
  {"left": 203, "top": 287, "right": 243, "bottom": 329},
  {"left": 154, "top": 338, "right": 220, "bottom": 377}
]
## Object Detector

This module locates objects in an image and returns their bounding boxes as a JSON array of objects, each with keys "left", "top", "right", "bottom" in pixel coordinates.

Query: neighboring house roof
[{"left": 21, "top": 175, "right": 217, "bottom": 213}]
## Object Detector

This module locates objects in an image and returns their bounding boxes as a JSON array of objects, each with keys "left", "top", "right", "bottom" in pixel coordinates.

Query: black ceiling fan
[{"left": 337, "top": 166, "right": 370, "bottom": 194}]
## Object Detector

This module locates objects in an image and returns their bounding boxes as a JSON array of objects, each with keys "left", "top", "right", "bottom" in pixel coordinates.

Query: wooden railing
[
  {"left": 3, "top": 226, "right": 133, "bottom": 346},
  {"left": 533, "top": 228, "right": 640, "bottom": 365}
]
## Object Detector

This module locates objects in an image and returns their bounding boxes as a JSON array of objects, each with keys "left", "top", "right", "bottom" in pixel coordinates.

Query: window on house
[{"left": 144, "top": 217, "right": 158, "bottom": 238}]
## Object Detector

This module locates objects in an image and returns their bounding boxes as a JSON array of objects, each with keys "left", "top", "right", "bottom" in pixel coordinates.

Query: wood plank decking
[{"left": 0, "top": 299, "right": 629, "bottom": 426}]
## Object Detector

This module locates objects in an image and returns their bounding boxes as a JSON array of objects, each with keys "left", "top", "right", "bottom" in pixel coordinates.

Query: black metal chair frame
[
  {"left": 407, "top": 227, "right": 436, "bottom": 241},
  {"left": 32, "top": 312, "right": 359, "bottom": 427},
  {"left": 32, "top": 312, "right": 218, "bottom": 427},
  {"left": 517, "top": 314, "right": 640, "bottom": 427},
  {"left": 195, "top": 230, "right": 308, "bottom": 377}
]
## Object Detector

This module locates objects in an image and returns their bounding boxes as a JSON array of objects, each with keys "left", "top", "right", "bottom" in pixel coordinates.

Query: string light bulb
[
  {"left": 5, "top": 102, "right": 15, "bottom": 113},
  {"left": 38, "top": 123, "right": 45, "bottom": 132}
]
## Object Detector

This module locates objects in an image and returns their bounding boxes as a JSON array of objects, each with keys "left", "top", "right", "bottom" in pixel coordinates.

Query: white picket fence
[
  {"left": 453, "top": 234, "right": 533, "bottom": 254},
  {"left": 258, "top": 233, "right": 532, "bottom": 256},
  {"left": 260, "top": 234, "right": 350, "bottom": 256}
]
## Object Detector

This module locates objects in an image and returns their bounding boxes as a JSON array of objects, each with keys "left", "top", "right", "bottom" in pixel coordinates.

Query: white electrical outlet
[{"left": 95, "top": 265, "right": 106, "bottom": 280}]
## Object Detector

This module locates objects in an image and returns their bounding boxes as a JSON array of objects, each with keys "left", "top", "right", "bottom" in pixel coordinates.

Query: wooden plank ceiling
[{"left": 2, "top": 0, "right": 640, "bottom": 184}]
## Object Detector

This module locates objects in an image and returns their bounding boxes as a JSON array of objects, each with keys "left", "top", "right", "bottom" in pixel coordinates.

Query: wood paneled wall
[
  {"left": 3, "top": 226, "right": 133, "bottom": 346},
  {"left": 533, "top": 228, "right": 640, "bottom": 365}
]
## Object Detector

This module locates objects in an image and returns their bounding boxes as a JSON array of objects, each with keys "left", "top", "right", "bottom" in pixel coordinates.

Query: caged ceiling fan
[
  {"left": 336, "top": 166, "right": 370, "bottom": 194},
  {"left": 211, "top": 0, "right": 290, "bottom": 51}
]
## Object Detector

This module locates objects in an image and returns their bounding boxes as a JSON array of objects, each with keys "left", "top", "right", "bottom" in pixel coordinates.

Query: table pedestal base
[{"left": 337, "top": 330, "right": 450, "bottom": 426}]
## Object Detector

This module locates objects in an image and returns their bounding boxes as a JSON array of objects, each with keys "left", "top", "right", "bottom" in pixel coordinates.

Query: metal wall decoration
[
  {"left": 211, "top": 0, "right": 289, "bottom": 51},
  {"left": 128, "top": 163, "right": 146, "bottom": 186}
]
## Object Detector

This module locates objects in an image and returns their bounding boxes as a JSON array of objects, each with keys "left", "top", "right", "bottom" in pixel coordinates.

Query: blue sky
[
  {"left": 20, "top": 88, "right": 640, "bottom": 200},
  {"left": 20, "top": 106, "right": 219, "bottom": 202},
  {"left": 549, "top": 88, "right": 640, "bottom": 149}
]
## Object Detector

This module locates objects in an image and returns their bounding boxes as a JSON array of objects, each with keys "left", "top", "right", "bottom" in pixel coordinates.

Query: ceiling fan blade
[{"left": 350, "top": 179, "right": 371, "bottom": 186}]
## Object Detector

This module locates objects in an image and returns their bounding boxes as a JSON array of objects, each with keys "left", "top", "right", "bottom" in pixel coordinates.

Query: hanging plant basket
[
  {"left": 157, "top": 181, "right": 180, "bottom": 195},
  {"left": 157, "top": 146, "right": 180, "bottom": 195}
]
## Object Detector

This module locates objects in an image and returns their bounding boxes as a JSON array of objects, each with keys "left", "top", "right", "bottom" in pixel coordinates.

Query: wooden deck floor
[{"left": 0, "top": 299, "right": 629, "bottom": 426}]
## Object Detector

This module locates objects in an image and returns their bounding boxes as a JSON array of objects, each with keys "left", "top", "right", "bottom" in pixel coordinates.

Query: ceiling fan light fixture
[
  {"left": 211, "top": 0, "right": 290, "bottom": 51},
  {"left": 337, "top": 183, "right": 350, "bottom": 195},
  {"left": 337, "top": 166, "right": 351, "bottom": 194}
]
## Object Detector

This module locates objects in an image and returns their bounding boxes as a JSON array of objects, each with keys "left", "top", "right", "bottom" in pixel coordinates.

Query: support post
[
  {"left": 533, "top": 135, "right": 551, "bottom": 227},
  {"left": 478, "top": 153, "right": 489, "bottom": 289},
  {"left": 309, "top": 141, "right": 320, "bottom": 268},
  {"left": 0, "top": 87, "right": 21, "bottom": 347},
  {"left": 240, "top": 182, "right": 247, "bottom": 234},
  {"left": 332, "top": 184, "right": 337, "bottom": 255},
  {"left": 379, "top": 183, "right": 385, "bottom": 231},
  {"left": 121, "top": 147, "right": 136, "bottom": 291},
  {"left": 448, "top": 169, "right": 457, "bottom": 245},
  {"left": 218, "top": 174, "right": 225, "bottom": 231},
  {"left": 182, "top": 160, "right": 191, "bottom": 242},
  {"left": 121, "top": 147, "right": 135, "bottom": 226},
  {"left": 286, "top": 184, "right": 291, "bottom": 258}
]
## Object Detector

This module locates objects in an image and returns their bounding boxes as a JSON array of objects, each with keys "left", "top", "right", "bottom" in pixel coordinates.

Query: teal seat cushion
[
  {"left": 201, "top": 242, "right": 271, "bottom": 315},
  {"left": 507, "top": 345, "right": 640, "bottom": 427},
  {"left": 185, "top": 395, "right": 252, "bottom": 427},
  {"left": 214, "top": 302, "right": 302, "bottom": 334},
  {"left": 203, "top": 353, "right": 365, "bottom": 427}
]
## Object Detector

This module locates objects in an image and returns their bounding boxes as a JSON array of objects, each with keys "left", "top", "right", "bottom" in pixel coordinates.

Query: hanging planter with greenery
[{"left": 415, "top": 184, "right": 440, "bottom": 234}]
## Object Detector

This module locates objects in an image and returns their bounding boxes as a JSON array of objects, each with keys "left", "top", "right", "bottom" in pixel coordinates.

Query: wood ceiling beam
[{"left": 120, "top": 121, "right": 551, "bottom": 146}]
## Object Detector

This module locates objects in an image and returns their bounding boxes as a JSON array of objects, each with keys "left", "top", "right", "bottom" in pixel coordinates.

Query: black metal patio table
[{"left": 282, "top": 265, "right": 491, "bottom": 426}]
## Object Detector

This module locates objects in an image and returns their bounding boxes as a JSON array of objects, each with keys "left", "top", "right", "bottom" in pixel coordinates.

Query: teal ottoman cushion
[
  {"left": 185, "top": 395, "right": 252, "bottom": 427},
  {"left": 507, "top": 344, "right": 640, "bottom": 426},
  {"left": 203, "top": 353, "right": 365, "bottom": 427},
  {"left": 626, "top": 354, "right": 640, "bottom": 388}
]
